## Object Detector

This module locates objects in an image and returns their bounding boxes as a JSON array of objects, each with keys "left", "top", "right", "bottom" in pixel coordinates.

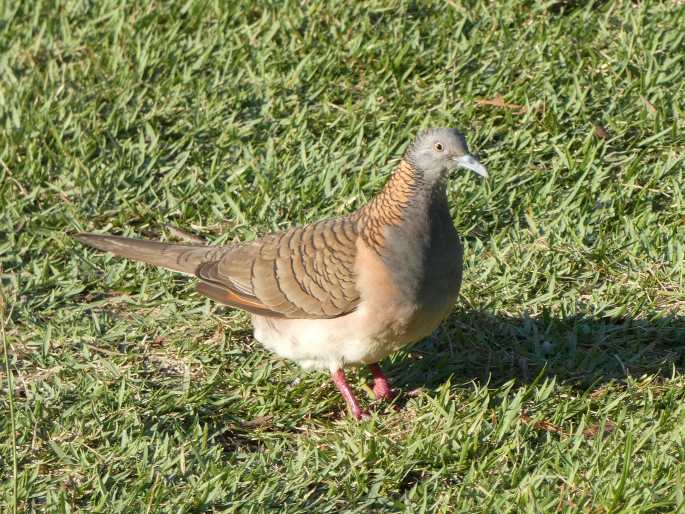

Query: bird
[{"left": 74, "top": 128, "right": 488, "bottom": 420}]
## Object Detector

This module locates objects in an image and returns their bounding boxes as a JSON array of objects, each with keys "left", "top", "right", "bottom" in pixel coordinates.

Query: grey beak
[{"left": 453, "top": 154, "right": 488, "bottom": 178}]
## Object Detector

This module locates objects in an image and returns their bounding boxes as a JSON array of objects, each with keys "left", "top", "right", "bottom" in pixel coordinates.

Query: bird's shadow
[{"left": 382, "top": 308, "right": 685, "bottom": 398}]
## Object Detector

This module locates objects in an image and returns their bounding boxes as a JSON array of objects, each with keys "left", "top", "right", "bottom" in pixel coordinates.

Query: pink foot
[
  {"left": 368, "top": 363, "right": 395, "bottom": 401},
  {"left": 331, "top": 369, "right": 365, "bottom": 420}
]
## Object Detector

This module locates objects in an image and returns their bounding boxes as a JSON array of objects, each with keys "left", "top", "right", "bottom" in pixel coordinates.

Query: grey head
[{"left": 406, "top": 128, "right": 488, "bottom": 182}]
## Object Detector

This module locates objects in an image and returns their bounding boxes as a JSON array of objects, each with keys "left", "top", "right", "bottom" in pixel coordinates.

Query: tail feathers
[{"left": 73, "top": 233, "right": 223, "bottom": 275}]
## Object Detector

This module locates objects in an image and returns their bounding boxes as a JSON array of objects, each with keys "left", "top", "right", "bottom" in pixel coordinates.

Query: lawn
[{"left": 1, "top": 0, "right": 685, "bottom": 511}]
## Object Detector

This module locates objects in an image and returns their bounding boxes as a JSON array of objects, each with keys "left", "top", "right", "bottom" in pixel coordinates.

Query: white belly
[{"left": 251, "top": 300, "right": 450, "bottom": 371}]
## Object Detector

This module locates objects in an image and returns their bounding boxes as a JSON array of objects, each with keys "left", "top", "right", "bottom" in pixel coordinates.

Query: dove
[{"left": 74, "top": 128, "right": 488, "bottom": 419}]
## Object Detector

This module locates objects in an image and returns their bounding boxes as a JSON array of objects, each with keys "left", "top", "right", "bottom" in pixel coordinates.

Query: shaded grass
[{"left": 1, "top": 0, "right": 685, "bottom": 511}]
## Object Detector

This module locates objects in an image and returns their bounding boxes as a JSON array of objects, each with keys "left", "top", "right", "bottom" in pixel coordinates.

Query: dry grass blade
[
  {"left": 640, "top": 96, "right": 657, "bottom": 114},
  {"left": 475, "top": 95, "right": 526, "bottom": 113},
  {"left": 164, "top": 224, "right": 207, "bottom": 244},
  {"left": 593, "top": 123, "right": 610, "bottom": 140}
]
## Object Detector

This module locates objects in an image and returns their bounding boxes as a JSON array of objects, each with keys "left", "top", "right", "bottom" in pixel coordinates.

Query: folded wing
[
  {"left": 75, "top": 216, "right": 360, "bottom": 319},
  {"left": 195, "top": 217, "right": 360, "bottom": 318}
]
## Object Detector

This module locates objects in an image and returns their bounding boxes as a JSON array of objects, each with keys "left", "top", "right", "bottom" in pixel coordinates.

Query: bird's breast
[
  {"left": 374, "top": 202, "right": 463, "bottom": 310},
  {"left": 354, "top": 225, "right": 462, "bottom": 344}
]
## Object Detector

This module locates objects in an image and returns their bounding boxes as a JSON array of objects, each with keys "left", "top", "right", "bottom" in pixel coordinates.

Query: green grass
[{"left": 1, "top": 0, "right": 685, "bottom": 511}]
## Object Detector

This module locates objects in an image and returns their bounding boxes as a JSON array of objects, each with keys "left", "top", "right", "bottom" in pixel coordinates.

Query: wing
[{"left": 195, "top": 216, "right": 360, "bottom": 319}]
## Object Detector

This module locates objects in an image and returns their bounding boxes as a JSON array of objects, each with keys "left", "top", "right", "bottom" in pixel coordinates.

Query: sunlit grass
[{"left": 1, "top": 0, "right": 684, "bottom": 511}]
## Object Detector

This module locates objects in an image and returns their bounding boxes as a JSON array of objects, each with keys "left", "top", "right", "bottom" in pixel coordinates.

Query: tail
[{"left": 73, "top": 233, "right": 222, "bottom": 275}]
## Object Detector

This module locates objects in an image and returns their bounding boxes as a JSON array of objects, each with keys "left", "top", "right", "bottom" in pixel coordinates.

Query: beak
[{"left": 453, "top": 154, "right": 488, "bottom": 178}]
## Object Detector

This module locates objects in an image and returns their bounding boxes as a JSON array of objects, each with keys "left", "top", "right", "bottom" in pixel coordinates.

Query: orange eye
[{"left": 434, "top": 143, "right": 444, "bottom": 152}]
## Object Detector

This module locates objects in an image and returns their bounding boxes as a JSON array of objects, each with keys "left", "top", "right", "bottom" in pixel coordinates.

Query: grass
[{"left": 1, "top": 0, "right": 684, "bottom": 511}]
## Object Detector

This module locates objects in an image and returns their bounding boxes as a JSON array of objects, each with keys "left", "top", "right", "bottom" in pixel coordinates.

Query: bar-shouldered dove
[{"left": 74, "top": 128, "right": 488, "bottom": 419}]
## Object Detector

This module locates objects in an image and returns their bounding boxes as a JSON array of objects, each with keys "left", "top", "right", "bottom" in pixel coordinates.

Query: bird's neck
[{"left": 357, "top": 159, "right": 450, "bottom": 253}]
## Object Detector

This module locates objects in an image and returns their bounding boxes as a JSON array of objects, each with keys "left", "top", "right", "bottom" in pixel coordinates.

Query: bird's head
[{"left": 406, "top": 127, "right": 488, "bottom": 181}]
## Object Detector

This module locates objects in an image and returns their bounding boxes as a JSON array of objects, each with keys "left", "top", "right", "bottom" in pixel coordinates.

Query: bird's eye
[{"left": 434, "top": 143, "right": 444, "bottom": 152}]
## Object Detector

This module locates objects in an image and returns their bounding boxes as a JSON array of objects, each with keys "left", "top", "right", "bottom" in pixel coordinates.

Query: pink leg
[
  {"left": 331, "top": 369, "right": 364, "bottom": 420},
  {"left": 368, "top": 363, "right": 395, "bottom": 401}
]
